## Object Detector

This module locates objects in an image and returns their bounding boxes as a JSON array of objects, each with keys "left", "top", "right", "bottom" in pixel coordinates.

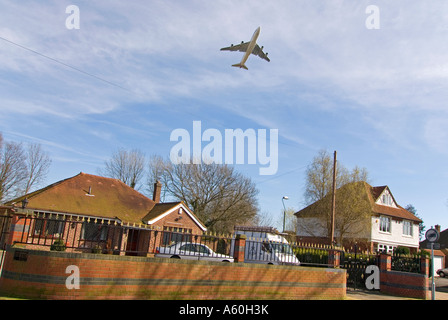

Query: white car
[{"left": 155, "top": 242, "right": 234, "bottom": 263}]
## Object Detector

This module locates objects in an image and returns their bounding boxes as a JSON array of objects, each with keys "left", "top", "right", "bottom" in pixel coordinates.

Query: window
[
  {"left": 179, "top": 244, "right": 196, "bottom": 252},
  {"left": 194, "top": 244, "right": 210, "bottom": 255},
  {"left": 377, "top": 244, "right": 395, "bottom": 253},
  {"left": 379, "top": 216, "right": 391, "bottom": 233},
  {"left": 403, "top": 220, "right": 413, "bottom": 236},
  {"left": 33, "top": 214, "right": 65, "bottom": 237},
  {"left": 382, "top": 194, "right": 392, "bottom": 206},
  {"left": 81, "top": 220, "right": 108, "bottom": 241},
  {"left": 162, "top": 227, "right": 193, "bottom": 245}
]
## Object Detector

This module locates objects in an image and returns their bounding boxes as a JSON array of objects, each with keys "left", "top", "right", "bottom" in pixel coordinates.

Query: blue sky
[{"left": 1, "top": 1, "right": 448, "bottom": 233}]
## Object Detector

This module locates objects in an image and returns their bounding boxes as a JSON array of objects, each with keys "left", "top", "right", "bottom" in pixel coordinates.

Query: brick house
[
  {"left": 420, "top": 225, "right": 447, "bottom": 272},
  {"left": 0, "top": 172, "right": 206, "bottom": 256},
  {"left": 294, "top": 182, "right": 422, "bottom": 253}
]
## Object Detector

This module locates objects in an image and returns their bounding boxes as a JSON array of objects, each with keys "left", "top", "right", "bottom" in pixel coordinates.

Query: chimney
[
  {"left": 435, "top": 224, "right": 441, "bottom": 233},
  {"left": 153, "top": 181, "right": 162, "bottom": 203}
]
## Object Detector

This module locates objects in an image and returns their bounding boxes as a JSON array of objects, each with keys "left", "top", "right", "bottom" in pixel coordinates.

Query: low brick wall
[
  {"left": 380, "top": 270, "right": 430, "bottom": 300},
  {"left": 377, "top": 253, "right": 430, "bottom": 300},
  {"left": 0, "top": 247, "right": 346, "bottom": 300}
]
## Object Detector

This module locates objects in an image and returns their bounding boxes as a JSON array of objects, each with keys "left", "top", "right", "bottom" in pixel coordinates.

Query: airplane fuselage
[{"left": 239, "top": 27, "right": 260, "bottom": 66}]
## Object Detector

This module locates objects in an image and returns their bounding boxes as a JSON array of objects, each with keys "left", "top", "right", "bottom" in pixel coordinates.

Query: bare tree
[
  {"left": 22, "top": 143, "right": 52, "bottom": 195},
  {"left": 0, "top": 134, "right": 52, "bottom": 202},
  {"left": 0, "top": 138, "right": 26, "bottom": 202},
  {"left": 147, "top": 154, "right": 168, "bottom": 201},
  {"left": 277, "top": 207, "right": 298, "bottom": 233},
  {"left": 101, "top": 149, "right": 145, "bottom": 189},
  {"left": 149, "top": 157, "right": 259, "bottom": 233},
  {"left": 252, "top": 211, "right": 275, "bottom": 228}
]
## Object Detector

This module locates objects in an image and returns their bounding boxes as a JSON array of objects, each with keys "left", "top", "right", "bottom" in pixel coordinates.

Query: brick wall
[
  {"left": 0, "top": 247, "right": 346, "bottom": 300},
  {"left": 380, "top": 271, "right": 430, "bottom": 300},
  {"left": 378, "top": 253, "right": 430, "bottom": 300}
]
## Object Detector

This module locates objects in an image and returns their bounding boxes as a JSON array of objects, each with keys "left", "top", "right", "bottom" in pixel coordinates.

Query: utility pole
[{"left": 330, "top": 151, "right": 337, "bottom": 246}]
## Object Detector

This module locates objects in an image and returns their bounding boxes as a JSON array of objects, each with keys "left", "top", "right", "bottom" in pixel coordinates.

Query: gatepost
[
  {"left": 328, "top": 250, "right": 340, "bottom": 268},
  {"left": 233, "top": 234, "right": 246, "bottom": 263},
  {"left": 379, "top": 252, "right": 391, "bottom": 272}
]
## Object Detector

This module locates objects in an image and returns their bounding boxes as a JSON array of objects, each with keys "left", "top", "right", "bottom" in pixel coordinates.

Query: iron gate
[{"left": 342, "top": 252, "right": 379, "bottom": 290}]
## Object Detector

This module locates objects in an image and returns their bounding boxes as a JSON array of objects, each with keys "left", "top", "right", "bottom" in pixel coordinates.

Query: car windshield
[{"left": 270, "top": 243, "right": 293, "bottom": 255}]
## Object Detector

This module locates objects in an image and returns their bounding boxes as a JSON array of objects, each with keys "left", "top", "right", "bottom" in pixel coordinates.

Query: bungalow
[
  {"left": 0, "top": 172, "right": 206, "bottom": 256},
  {"left": 294, "top": 181, "right": 422, "bottom": 253}
]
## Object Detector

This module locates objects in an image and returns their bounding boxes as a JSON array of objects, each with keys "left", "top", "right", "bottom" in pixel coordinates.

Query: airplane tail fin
[{"left": 232, "top": 63, "right": 248, "bottom": 70}]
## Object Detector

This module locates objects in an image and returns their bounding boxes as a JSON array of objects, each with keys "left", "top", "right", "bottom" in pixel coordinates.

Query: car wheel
[
  {"left": 170, "top": 255, "right": 181, "bottom": 259},
  {"left": 222, "top": 260, "right": 230, "bottom": 263},
  {"left": 440, "top": 272, "right": 446, "bottom": 277}
]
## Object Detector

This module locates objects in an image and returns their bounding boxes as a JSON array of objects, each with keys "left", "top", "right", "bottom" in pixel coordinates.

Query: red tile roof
[
  {"left": 8, "top": 172, "right": 208, "bottom": 230},
  {"left": 7, "top": 172, "right": 156, "bottom": 223},
  {"left": 372, "top": 203, "right": 422, "bottom": 222},
  {"left": 295, "top": 181, "right": 422, "bottom": 223}
]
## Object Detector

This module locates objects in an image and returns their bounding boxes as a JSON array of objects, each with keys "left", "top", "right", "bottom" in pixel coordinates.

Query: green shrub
[
  {"left": 50, "top": 239, "right": 66, "bottom": 251},
  {"left": 395, "top": 246, "right": 410, "bottom": 256}
]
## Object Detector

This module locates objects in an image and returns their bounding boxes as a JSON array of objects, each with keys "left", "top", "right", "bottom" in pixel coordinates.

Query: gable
[
  {"left": 374, "top": 187, "right": 398, "bottom": 208},
  {"left": 295, "top": 182, "right": 421, "bottom": 223},
  {"left": 143, "top": 202, "right": 207, "bottom": 232}
]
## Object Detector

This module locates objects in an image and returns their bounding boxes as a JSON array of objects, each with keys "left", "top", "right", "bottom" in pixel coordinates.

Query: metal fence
[
  {"left": 0, "top": 213, "right": 426, "bottom": 273},
  {"left": 292, "top": 244, "right": 333, "bottom": 267},
  {"left": 242, "top": 238, "right": 302, "bottom": 265},
  {"left": 0, "top": 213, "right": 236, "bottom": 259},
  {"left": 155, "top": 231, "right": 234, "bottom": 261},
  {"left": 391, "top": 253, "right": 422, "bottom": 273}
]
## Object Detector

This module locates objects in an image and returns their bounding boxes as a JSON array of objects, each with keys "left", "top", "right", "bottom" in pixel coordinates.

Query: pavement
[
  {"left": 346, "top": 289, "right": 448, "bottom": 300},
  {"left": 346, "top": 277, "right": 448, "bottom": 300}
]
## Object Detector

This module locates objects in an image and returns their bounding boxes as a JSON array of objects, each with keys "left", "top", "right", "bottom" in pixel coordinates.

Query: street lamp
[{"left": 282, "top": 196, "right": 289, "bottom": 232}]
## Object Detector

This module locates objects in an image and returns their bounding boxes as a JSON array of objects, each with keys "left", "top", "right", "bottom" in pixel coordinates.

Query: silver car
[
  {"left": 437, "top": 267, "right": 448, "bottom": 277},
  {"left": 155, "top": 242, "right": 234, "bottom": 263}
]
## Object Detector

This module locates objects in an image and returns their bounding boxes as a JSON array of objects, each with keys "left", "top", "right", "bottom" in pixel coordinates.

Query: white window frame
[
  {"left": 382, "top": 194, "right": 392, "bottom": 206},
  {"left": 403, "top": 220, "right": 413, "bottom": 236},
  {"left": 379, "top": 216, "right": 391, "bottom": 233}
]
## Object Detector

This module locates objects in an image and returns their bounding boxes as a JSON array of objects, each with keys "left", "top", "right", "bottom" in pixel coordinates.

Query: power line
[
  {"left": 0, "top": 35, "right": 131, "bottom": 93},
  {"left": 256, "top": 164, "right": 308, "bottom": 185}
]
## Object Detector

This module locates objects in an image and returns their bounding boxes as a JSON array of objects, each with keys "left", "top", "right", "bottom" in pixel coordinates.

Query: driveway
[{"left": 435, "top": 276, "right": 448, "bottom": 298}]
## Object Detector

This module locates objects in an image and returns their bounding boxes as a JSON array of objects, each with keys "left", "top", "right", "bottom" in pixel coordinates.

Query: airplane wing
[
  {"left": 252, "top": 44, "right": 270, "bottom": 62},
  {"left": 220, "top": 42, "right": 270, "bottom": 62},
  {"left": 220, "top": 42, "right": 250, "bottom": 53}
]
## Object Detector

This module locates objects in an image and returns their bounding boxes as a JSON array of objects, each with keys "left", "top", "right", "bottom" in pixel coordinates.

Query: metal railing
[
  {"left": 0, "top": 213, "right": 237, "bottom": 259},
  {"left": 292, "top": 243, "right": 334, "bottom": 267},
  {"left": 5, "top": 213, "right": 424, "bottom": 273},
  {"left": 155, "top": 231, "right": 234, "bottom": 262},
  {"left": 0, "top": 213, "right": 158, "bottom": 256},
  {"left": 391, "top": 253, "right": 422, "bottom": 274}
]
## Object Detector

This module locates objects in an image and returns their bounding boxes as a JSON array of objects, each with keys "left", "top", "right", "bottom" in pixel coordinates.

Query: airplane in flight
[{"left": 220, "top": 26, "right": 270, "bottom": 70}]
